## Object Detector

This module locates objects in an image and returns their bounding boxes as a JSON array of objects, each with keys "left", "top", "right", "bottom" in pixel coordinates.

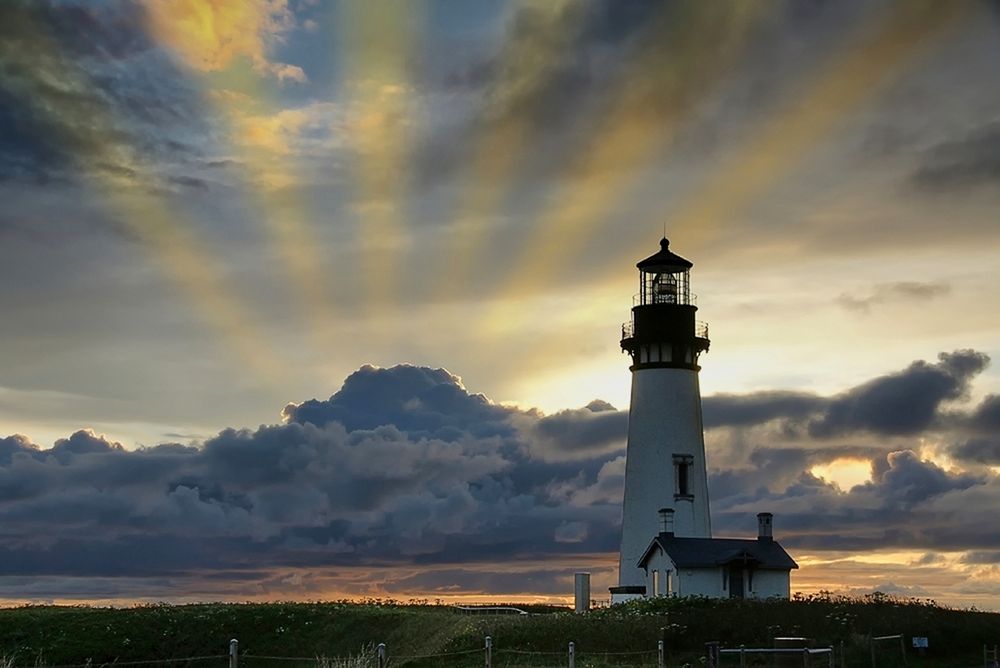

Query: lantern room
[
  {"left": 621, "top": 237, "right": 709, "bottom": 371},
  {"left": 637, "top": 237, "right": 694, "bottom": 306}
]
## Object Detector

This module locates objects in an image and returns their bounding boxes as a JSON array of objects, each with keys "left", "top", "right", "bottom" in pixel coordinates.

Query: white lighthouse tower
[{"left": 615, "top": 237, "right": 712, "bottom": 589}]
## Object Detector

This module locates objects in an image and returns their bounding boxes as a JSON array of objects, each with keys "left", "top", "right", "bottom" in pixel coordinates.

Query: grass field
[{"left": 1, "top": 593, "right": 998, "bottom": 668}]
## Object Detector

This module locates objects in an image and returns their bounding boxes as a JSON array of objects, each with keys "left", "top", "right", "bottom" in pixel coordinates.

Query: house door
[{"left": 728, "top": 564, "right": 744, "bottom": 599}]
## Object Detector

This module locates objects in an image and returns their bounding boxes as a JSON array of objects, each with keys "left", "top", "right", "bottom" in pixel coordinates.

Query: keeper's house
[{"left": 624, "top": 509, "right": 798, "bottom": 600}]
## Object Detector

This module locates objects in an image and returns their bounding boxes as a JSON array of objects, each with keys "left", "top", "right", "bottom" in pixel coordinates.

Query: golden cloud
[{"left": 145, "top": 0, "right": 305, "bottom": 81}]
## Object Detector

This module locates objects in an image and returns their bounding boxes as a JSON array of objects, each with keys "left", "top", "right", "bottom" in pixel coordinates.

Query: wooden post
[
  {"left": 377, "top": 643, "right": 386, "bottom": 668},
  {"left": 568, "top": 641, "right": 576, "bottom": 668},
  {"left": 840, "top": 640, "right": 846, "bottom": 668},
  {"left": 803, "top": 647, "right": 810, "bottom": 668},
  {"left": 228, "top": 639, "right": 238, "bottom": 668},
  {"left": 870, "top": 637, "right": 876, "bottom": 668},
  {"left": 828, "top": 646, "right": 835, "bottom": 668},
  {"left": 740, "top": 644, "right": 747, "bottom": 668},
  {"left": 658, "top": 639, "right": 665, "bottom": 668},
  {"left": 899, "top": 636, "right": 907, "bottom": 666},
  {"left": 706, "top": 642, "right": 720, "bottom": 668},
  {"left": 485, "top": 636, "right": 492, "bottom": 668}
]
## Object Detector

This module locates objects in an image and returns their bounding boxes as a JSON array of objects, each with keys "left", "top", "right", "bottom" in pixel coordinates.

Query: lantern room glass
[{"left": 640, "top": 269, "right": 691, "bottom": 306}]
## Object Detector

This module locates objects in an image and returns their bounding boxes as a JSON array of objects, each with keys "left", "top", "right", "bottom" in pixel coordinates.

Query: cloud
[
  {"left": 0, "top": 366, "right": 623, "bottom": 581},
  {"left": 703, "top": 391, "right": 826, "bottom": 429},
  {"left": 807, "top": 350, "right": 988, "bottom": 438},
  {"left": 836, "top": 282, "right": 951, "bottom": 313},
  {"left": 526, "top": 401, "right": 626, "bottom": 460},
  {"left": 912, "top": 120, "right": 1000, "bottom": 190},
  {"left": 2, "top": 353, "right": 1000, "bottom": 599},
  {"left": 0, "top": 1, "right": 213, "bottom": 191},
  {"left": 949, "top": 437, "right": 1000, "bottom": 465},
  {"left": 144, "top": 0, "right": 307, "bottom": 82}
]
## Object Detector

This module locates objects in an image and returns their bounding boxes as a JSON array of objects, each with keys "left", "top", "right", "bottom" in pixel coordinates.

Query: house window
[
  {"left": 652, "top": 569, "right": 660, "bottom": 597},
  {"left": 673, "top": 454, "right": 694, "bottom": 498},
  {"left": 666, "top": 570, "right": 673, "bottom": 596}
]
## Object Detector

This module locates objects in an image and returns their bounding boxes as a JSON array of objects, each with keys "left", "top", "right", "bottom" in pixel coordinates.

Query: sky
[{"left": 1, "top": 0, "right": 1000, "bottom": 608}]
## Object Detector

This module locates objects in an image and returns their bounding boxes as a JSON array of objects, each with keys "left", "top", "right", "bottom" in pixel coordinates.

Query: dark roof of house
[
  {"left": 637, "top": 238, "right": 693, "bottom": 272},
  {"left": 638, "top": 534, "right": 799, "bottom": 570}
]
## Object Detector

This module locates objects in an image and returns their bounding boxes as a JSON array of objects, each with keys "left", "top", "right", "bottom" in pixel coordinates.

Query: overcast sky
[{"left": 2, "top": 0, "right": 1000, "bottom": 607}]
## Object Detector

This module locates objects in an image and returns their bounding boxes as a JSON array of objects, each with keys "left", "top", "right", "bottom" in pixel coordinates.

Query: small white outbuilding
[{"left": 635, "top": 509, "right": 797, "bottom": 599}]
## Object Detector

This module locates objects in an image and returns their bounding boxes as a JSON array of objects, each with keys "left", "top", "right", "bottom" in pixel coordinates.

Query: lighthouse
[{"left": 616, "top": 237, "right": 712, "bottom": 589}]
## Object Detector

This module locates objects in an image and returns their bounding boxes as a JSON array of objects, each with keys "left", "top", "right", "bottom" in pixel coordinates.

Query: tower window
[{"left": 673, "top": 454, "right": 694, "bottom": 498}]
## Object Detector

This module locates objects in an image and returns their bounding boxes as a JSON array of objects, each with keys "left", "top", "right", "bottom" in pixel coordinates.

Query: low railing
[
  {"left": 633, "top": 292, "right": 698, "bottom": 307},
  {"left": 620, "top": 320, "right": 710, "bottom": 340}
]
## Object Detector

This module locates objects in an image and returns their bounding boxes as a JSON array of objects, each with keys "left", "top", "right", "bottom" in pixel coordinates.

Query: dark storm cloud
[
  {"left": 703, "top": 391, "right": 826, "bottom": 428},
  {"left": 282, "top": 365, "right": 516, "bottom": 439},
  {"left": 970, "top": 394, "right": 1000, "bottom": 431},
  {"left": 713, "top": 450, "right": 992, "bottom": 552},
  {"left": 949, "top": 438, "right": 1000, "bottom": 465},
  {"left": 2, "top": 352, "right": 999, "bottom": 590},
  {"left": 807, "top": 350, "right": 988, "bottom": 437},
  {"left": 529, "top": 401, "right": 627, "bottom": 458},
  {"left": 703, "top": 351, "right": 990, "bottom": 438},
  {"left": 0, "top": 1, "right": 212, "bottom": 191},
  {"left": 0, "top": 367, "right": 623, "bottom": 577},
  {"left": 913, "top": 120, "right": 1000, "bottom": 190}
]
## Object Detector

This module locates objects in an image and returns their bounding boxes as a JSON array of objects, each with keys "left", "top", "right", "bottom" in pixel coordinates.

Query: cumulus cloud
[
  {"left": 2, "top": 352, "right": 999, "bottom": 598},
  {"left": 0, "top": 366, "right": 623, "bottom": 582}
]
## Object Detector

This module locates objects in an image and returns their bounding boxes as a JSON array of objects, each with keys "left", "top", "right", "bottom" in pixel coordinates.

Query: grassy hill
[{"left": 1, "top": 593, "right": 998, "bottom": 668}]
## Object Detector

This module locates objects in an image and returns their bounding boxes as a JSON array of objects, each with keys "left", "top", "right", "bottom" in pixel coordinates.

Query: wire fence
[
  {"left": 1, "top": 632, "right": 960, "bottom": 668},
  {"left": 35, "top": 658, "right": 227, "bottom": 668}
]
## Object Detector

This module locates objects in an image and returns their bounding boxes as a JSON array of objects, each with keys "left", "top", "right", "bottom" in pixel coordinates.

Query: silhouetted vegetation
[{"left": 1, "top": 593, "right": 997, "bottom": 668}]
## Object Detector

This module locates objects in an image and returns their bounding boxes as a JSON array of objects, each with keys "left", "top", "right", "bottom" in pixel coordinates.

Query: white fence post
[
  {"left": 658, "top": 639, "right": 665, "bottom": 668},
  {"left": 377, "top": 643, "right": 386, "bottom": 668},
  {"left": 485, "top": 636, "right": 492, "bottom": 668},
  {"left": 569, "top": 641, "right": 575, "bottom": 668},
  {"left": 228, "top": 639, "right": 238, "bottom": 668}
]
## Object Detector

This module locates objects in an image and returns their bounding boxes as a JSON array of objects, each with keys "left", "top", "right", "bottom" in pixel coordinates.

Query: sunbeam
[
  {"left": 337, "top": 0, "right": 424, "bottom": 318},
  {"left": 472, "top": 0, "right": 973, "bottom": 379},
  {"left": 466, "top": 0, "right": 767, "bottom": 345},
  {"left": 635, "top": 0, "right": 973, "bottom": 259},
  {"left": 1, "top": 6, "right": 285, "bottom": 381},
  {"left": 427, "top": 0, "right": 593, "bottom": 303},
  {"left": 488, "top": 1, "right": 767, "bottom": 304},
  {"left": 146, "top": 1, "right": 344, "bottom": 353}
]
